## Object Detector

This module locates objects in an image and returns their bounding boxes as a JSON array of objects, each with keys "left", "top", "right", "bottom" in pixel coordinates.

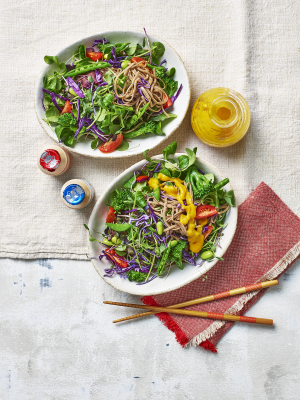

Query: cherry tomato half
[
  {"left": 136, "top": 175, "right": 149, "bottom": 183},
  {"left": 131, "top": 57, "right": 147, "bottom": 65},
  {"left": 86, "top": 51, "right": 103, "bottom": 61},
  {"left": 99, "top": 133, "right": 123, "bottom": 153},
  {"left": 203, "top": 225, "right": 213, "bottom": 240},
  {"left": 163, "top": 94, "right": 173, "bottom": 109},
  {"left": 105, "top": 249, "right": 127, "bottom": 268},
  {"left": 195, "top": 205, "right": 218, "bottom": 220},
  {"left": 106, "top": 206, "right": 116, "bottom": 223},
  {"left": 61, "top": 100, "right": 72, "bottom": 114}
]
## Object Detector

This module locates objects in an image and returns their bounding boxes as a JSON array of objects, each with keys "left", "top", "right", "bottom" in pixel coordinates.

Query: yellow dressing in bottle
[
  {"left": 191, "top": 87, "right": 251, "bottom": 147},
  {"left": 148, "top": 173, "right": 205, "bottom": 253}
]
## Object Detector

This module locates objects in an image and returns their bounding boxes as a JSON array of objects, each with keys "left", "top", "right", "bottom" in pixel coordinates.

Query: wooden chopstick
[
  {"left": 111, "top": 280, "right": 278, "bottom": 323},
  {"left": 104, "top": 301, "right": 273, "bottom": 325}
]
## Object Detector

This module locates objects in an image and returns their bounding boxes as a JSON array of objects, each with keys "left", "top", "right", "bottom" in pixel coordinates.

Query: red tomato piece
[
  {"left": 99, "top": 133, "right": 123, "bottom": 153},
  {"left": 163, "top": 94, "right": 173, "bottom": 109},
  {"left": 106, "top": 206, "right": 116, "bottom": 223},
  {"left": 136, "top": 175, "right": 149, "bottom": 183},
  {"left": 131, "top": 57, "right": 147, "bottom": 65},
  {"left": 61, "top": 100, "right": 72, "bottom": 114},
  {"left": 86, "top": 51, "right": 103, "bottom": 61},
  {"left": 203, "top": 225, "right": 213, "bottom": 240},
  {"left": 195, "top": 205, "right": 218, "bottom": 220},
  {"left": 105, "top": 249, "right": 127, "bottom": 268}
]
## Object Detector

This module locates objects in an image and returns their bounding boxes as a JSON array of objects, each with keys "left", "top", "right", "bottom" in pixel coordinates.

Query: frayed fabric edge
[{"left": 188, "top": 240, "right": 300, "bottom": 347}]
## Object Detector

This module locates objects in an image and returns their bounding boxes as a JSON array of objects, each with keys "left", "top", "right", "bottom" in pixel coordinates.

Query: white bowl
[
  {"left": 35, "top": 31, "right": 191, "bottom": 159},
  {"left": 88, "top": 154, "right": 238, "bottom": 296}
]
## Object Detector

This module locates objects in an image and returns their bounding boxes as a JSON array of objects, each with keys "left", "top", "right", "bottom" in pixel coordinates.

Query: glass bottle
[{"left": 191, "top": 88, "right": 251, "bottom": 147}]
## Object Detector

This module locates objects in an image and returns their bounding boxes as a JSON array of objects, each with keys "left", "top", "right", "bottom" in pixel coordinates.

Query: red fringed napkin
[{"left": 141, "top": 183, "right": 300, "bottom": 352}]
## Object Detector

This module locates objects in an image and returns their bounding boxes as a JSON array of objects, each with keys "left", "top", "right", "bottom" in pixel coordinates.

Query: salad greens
[
  {"left": 86, "top": 141, "right": 235, "bottom": 285},
  {"left": 42, "top": 29, "right": 182, "bottom": 154}
]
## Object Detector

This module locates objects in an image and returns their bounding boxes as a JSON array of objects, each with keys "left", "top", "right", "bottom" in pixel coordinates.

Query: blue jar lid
[{"left": 63, "top": 184, "right": 85, "bottom": 205}]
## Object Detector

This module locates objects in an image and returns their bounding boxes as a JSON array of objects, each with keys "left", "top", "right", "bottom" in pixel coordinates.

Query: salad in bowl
[
  {"left": 87, "top": 141, "right": 237, "bottom": 295},
  {"left": 37, "top": 29, "right": 188, "bottom": 157}
]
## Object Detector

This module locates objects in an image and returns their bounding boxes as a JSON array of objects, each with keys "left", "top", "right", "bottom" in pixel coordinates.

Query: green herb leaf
[
  {"left": 223, "top": 190, "right": 235, "bottom": 207},
  {"left": 91, "top": 137, "right": 99, "bottom": 150},
  {"left": 163, "top": 141, "right": 177, "bottom": 160},
  {"left": 83, "top": 224, "right": 89, "bottom": 230},
  {"left": 44, "top": 55, "right": 58, "bottom": 65},
  {"left": 143, "top": 149, "right": 152, "bottom": 162},
  {"left": 150, "top": 113, "right": 177, "bottom": 122}
]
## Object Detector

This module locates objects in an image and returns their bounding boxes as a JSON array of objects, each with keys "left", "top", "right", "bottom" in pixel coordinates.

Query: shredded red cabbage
[
  {"left": 42, "top": 88, "right": 68, "bottom": 101},
  {"left": 50, "top": 92, "right": 61, "bottom": 112},
  {"left": 143, "top": 28, "right": 152, "bottom": 64},
  {"left": 66, "top": 77, "right": 85, "bottom": 98}
]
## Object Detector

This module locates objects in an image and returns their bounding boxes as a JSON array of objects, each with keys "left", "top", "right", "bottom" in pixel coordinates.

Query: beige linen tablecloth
[{"left": 1, "top": 0, "right": 299, "bottom": 260}]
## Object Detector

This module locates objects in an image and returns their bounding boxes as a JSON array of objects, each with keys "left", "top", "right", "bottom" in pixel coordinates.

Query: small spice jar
[
  {"left": 37, "top": 145, "right": 71, "bottom": 175},
  {"left": 60, "top": 179, "right": 94, "bottom": 209},
  {"left": 191, "top": 88, "right": 251, "bottom": 147}
]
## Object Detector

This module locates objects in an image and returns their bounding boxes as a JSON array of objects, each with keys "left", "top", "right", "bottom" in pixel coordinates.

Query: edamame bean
[
  {"left": 102, "top": 239, "right": 113, "bottom": 246},
  {"left": 69, "top": 88, "right": 77, "bottom": 96},
  {"left": 170, "top": 240, "right": 178, "bottom": 248},
  {"left": 156, "top": 221, "right": 163, "bottom": 235},
  {"left": 200, "top": 250, "right": 213, "bottom": 260},
  {"left": 111, "top": 236, "right": 117, "bottom": 244},
  {"left": 121, "top": 60, "right": 130, "bottom": 69}
]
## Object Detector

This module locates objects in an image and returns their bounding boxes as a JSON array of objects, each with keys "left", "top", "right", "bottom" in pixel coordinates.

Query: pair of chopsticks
[{"left": 104, "top": 280, "right": 278, "bottom": 325}]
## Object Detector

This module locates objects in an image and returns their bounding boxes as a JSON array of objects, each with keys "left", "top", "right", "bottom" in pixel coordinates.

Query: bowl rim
[
  {"left": 88, "top": 153, "right": 238, "bottom": 296},
  {"left": 35, "top": 30, "right": 191, "bottom": 159}
]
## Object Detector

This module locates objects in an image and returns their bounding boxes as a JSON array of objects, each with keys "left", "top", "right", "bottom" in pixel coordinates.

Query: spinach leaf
[
  {"left": 178, "top": 155, "right": 189, "bottom": 170},
  {"left": 163, "top": 141, "right": 177, "bottom": 160},
  {"left": 185, "top": 148, "right": 196, "bottom": 168},
  {"left": 55, "top": 125, "right": 72, "bottom": 140},
  {"left": 116, "top": 140, "right": 129, "bottom": 151},
  {"left": 125, "top": 44, "right": 137, "bottom": 55},
  {"left": 151, "top": 42, "right": 165, "bottom": 58},
  {"left": 145, "top": 160, "right": 160, "bottom": 170},
  {"left": 64, "top": 136, "right": 75, "bottom": 147},
  {"left": 106, "top": 222, "right": 131, "bottom": 232},
  {"left": 160, "top": 168, "right": 171, "bottom": 177},
  {"left": 45, "top": 106, "right": 60, "bottom": 123}
]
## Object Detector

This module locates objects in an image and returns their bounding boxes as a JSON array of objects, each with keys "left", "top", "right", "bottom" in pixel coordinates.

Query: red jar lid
[{"left": 39, "top": 149, "right": 61, "bottom": 172}]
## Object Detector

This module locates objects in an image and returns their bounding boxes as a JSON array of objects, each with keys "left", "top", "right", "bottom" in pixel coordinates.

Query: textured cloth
[
  {"left": 142, "top": 183, "right": 300, "bottom": 351},
  {"left": 1, "top": 0, "right": 300, "bottom": 259}
]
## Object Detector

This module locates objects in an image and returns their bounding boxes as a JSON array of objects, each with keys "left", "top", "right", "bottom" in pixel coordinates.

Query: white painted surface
[{"left": 1, "top": 257, "right": 299, "bottom": 399}]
